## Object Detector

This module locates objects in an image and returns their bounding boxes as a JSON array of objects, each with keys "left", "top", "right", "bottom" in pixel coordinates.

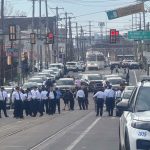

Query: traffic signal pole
[{"left": 0, "top": 0, "right": 5, "bottom": 85}]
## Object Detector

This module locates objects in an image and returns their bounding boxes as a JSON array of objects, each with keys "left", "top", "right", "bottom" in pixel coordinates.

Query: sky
[{"left": 5, "top": 0, "right": 150, "bottom": 36}]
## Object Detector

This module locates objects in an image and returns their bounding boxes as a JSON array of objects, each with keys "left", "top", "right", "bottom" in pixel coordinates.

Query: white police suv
[{"left": 117, "top": 78, "right": 150, "bottom": 150}]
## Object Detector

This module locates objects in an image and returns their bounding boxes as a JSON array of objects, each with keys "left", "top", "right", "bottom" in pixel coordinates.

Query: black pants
[
  {"left": 96, "top": 99, "right": 104, "bottom": 116},
  {"left": 37, "top": 101, "right": 43, "bottom": 116},
  {"left": 23, "top": 101, "right": 31, "bottom": 116},
  {"left": 69, "top": 99, "right": 74, "bottom": 110},
  {"left": 78, "top": 97, "right": 85, "bottom": 110},
  {"left": 107, "top": 97, "right": 115, "bottom": 116},
  {"left": 14, "top": 100, "right": 23, "bottom": 118},
  {"left": 48, "top": 99, "right": 55, "bottom": 115},
  {"left": 54, "top": 99, "right": 60, "bottom": 114},
  {"left": 84, "top": 98, "right": 88, "bottom": 110},
  {"left": 44, "top": 99, "right": 48, "bottom": 114},
  {"left": 0, "top": 101, "right": 8, "bottom": 118},
  {"left": 31, "top": 99, "right": 38, "bottom": 117}
]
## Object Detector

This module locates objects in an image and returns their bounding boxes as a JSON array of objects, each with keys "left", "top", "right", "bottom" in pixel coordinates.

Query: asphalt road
[{"left": 0, "top": 68, "right": 145, "bottom": 150}]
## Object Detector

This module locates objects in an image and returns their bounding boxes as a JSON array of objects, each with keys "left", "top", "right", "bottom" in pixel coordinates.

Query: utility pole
[
  {"left": 30, "top": 0, "right": 37, "bottom": 74},
  {"left": 51, "top": 7, "right": 64, "bottom": 62},
  {"left": 0, "top": 0, "right": 5, "bottom": 85},
  {"left": 89, "top": 21, "right": 92, "bottom": 46},
  {"left": 76, "top": 22, "right": 79, "bottom": 61},
  {"left": 80, "top": 26, "right": 84, "bottom": 61},
  {"left": 45, "top": 0, "right": 50, "bottom": 68},
  {"left": 39, "top": 0, "right": 43, "bottom": 71},
  {"left": 68, "top": 17, "right": 74, "bottom": 61}
]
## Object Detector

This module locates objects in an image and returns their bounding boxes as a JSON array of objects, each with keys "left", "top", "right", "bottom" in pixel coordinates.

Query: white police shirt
[
  {"left": 31, "top": 89, "right": 37, "bottom": 99},
  {"left": 0, "top": 91, "right": 8, "bottom": 101},
  {"left": 104, "top": 89, "right": 110, "bottom": 98},
  {"left": 108, "top": 89, "right": 115, "bottom": 98},
  {"left": 24, "top": 92, "right": 32, "bottom": 101},
  {"left": 76, "top": 90, "right": 85, "bottom": 98},
  {"left": 12, "top": 91, "right": 24, "bottom": 101},
  {"left": 36, "top": 90, "right": 41, "bottom": 100},
  {"left": 48, "top": 91, "right": 55, "bottom": 99},
  {"left": 93, "top": 91, "right": 105, "bottom": 99},
  {"left": 41, "top": 90, "right": 48, "bottom": 100},
  {"left": 115, "top": 90, "right": 122, "bottom": 99}
]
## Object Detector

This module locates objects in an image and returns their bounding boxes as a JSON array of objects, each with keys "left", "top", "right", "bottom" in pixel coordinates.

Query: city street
[{"left": 0, "top": 68, "right": 144, "bottom": 150}]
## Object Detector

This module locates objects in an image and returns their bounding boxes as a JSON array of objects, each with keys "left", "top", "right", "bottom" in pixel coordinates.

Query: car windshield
[
  {"left": 50, "top": 65, "right": 61, "bottom": 69},
  {"left": 57, "top": 80, "right": 74, "bottom": 85},
  {"left": 28, "top": 79, "right": 43, "bottom": 83},
  {"left": 66, "top": 63, "right": 76, "bottom": 65},
  {"left": 108, "top": 79, "right": 122, "bottom": 85},
  {"left": 122, "top": 91, "right": 132, "bottom": 99},
  {"left": 23, "top": 82, "right": 38, "bottom": 89},
  {"left": 135, "top": 87, "right": 150, "bottom": 112},
  {"left": 88, "top": 75, "right": 102, "bottom": 80}
]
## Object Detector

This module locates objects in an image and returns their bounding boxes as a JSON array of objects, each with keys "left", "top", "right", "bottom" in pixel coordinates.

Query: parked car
[
  {"left": 116, "top": 90, "right": 133, "bottom": 116},
  {"left": 22, "top": 82, "right": 39, "bottom": 90},
  {"left": 105, "top": 77, "right": 127, "bottom": 90},
  {"left": 129, "top": 62, "right": 140, "bottom": 69},
  {"left": 49, "top": 63, "right": 64, "bottom": 76},
  {"left": 55, "top": 78, "right": 75, "bottom": 94},
  {"left": 66, "top": 62, "right": 82, "bottom": 72},
  {"left": 28, "top": 77, "right": 44, "bottom": 87},
  {"left": 48, "top": 67, "right": 61, "bottom": 79},
  {"left": 81, "top": 74, "right": 103, "bottom": 91},
  {"left": 118, "top": 78, "right": 150, "bottom": 150}
]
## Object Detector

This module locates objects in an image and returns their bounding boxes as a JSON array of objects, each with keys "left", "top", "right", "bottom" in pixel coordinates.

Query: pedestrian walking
[
  {"left": 126, "top": 69, "right": 130, "bottom": 85},
  {"left": 83, "top": 85, "right": 89, "bottom": 110},
  {"left": 75, "top": 77, "right": 81, "bottom": 91},
  {"left": 41, "top": 87, "right": 48, "bottom": 114},
  {"left": 93, "top": 87, "right": 105, "bottom": 116},
  {"left": 55, "top": 88, "right": 62, "bottom": 114},
  {"left": 12, "top": 86, "right": 24, "bottom": 119},
  {"left": 106, "top": 85, "right": 115, "bottom": 116},
  {"left": 68, "top": 89, "right": 75, "bottom": 111},
  {"left": 23, "top": 88, "right": 32, "bottom": 116},
  {"left": 62, "top": 90, "right": 70, "bottom": 110},
  {"left": 76, "top": 87, "right": 85, "bottom": 110},
  {"left": 31, "top": 86, "right": 38, "bottom": 117},
  {"left": 36, "top": 88, "right": 43, "bottom": 117},
  {"left": 0, "top": 87, "right": 9, "bottom": 118},
  {"left": 47, "top": 87, "right": 56, "bottom": 115},
  {"left": 104, "top": 86, "right": 110, "bottom": 112}
]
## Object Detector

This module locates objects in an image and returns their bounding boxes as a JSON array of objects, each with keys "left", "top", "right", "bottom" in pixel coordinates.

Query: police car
[{"left": 118, "top": 77, "right": 150, "bottom": 150}]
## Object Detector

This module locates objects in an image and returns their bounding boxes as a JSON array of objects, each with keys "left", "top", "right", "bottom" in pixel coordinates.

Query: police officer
[
  {"left": 106, "top": 85, "right": 115, "bottom": 116},
  {"left": 47, "top": 87, "right": 56, "bottom": 115},
  {"left": 93, "top": 87, "right": 105, "bottom": 117},
  {"left": 23, "top": 88, "right": 32, "bottom": 116},
  {"left": 76, "top": 87, "right": 85, "bottom": 110},
  {"left": 31, "top": 86, "right": 38, "bottom": 117},
  {"left": 104, "top": 86, "right": 110, "bottom": 112},
  {"left": 55, "top": 88, "right": 62, "bottom": 114},
  {"left": 41, "top": 87, "right": 48, "bottom": 114},
  {"left": 36, "top": 88, "right": 43, "bottom": 117},
  {"left": 63, "top": 90, "right": 70, "bottom": 111},
  {"left": 0, "top": 87, "right": 8, "bottom": 118},
  {"left": 12, "top": 86, "right": 24, "bottom": 119},
  {"left": 68, "top": 89, "right": 74, "bottom": 111},
  {"left": 83, "top": 85, "right": 89, "bottom": 110}
]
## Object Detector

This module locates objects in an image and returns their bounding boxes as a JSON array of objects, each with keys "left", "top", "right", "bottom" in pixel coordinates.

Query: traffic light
[
  {"left": 30, "top": 33, "right": 36, "bottom": 44},
  {"left": 110, "top": 29, "right": 116, "bottom": 43},
  {"left": 46, "top": 32, "right": 54, "bottom": 44},
  {"left": 9, "top": 25, "right": 16, "bottom": 41}
]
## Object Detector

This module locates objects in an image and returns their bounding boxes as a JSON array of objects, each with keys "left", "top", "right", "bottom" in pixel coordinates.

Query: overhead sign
[
  {"left": 128, "top": 31, "right": 150, "bottom": 40},
  {"left": 107, "top": 3, "right": 144, "bottom": 20}
]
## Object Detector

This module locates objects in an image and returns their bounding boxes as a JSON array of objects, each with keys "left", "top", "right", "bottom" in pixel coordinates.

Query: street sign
[
  {"left": 128, "top": 31, "right": 150, "bottom": 40},
  {"left": 107, "top": 3, "right": 144, "bottom": 20}
]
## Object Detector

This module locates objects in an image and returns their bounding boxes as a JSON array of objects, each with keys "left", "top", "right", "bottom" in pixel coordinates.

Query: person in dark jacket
[
  {"left": 83, "top": 85, "right": 89, "bottom": 110},
  {"left": 63, "top": 90, "right": 70, "bottom": 110},
  {"left": 55, "top": 88, "right": 62, "bottom": 114},
  {"left": 68, "top": 89, "right": 75, "bottom": 111},
  {"left": 47, "top": 87, "right": 57, "bottom": 115}
]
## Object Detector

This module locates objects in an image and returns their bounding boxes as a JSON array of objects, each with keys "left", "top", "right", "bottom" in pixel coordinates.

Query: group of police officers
[{"left": 0, "top": 82, "right": 123, "bottom": 119}]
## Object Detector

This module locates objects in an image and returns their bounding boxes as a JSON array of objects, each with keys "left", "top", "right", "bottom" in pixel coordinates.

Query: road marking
[
  {"left": 65, "top": 117, "right": 101, "bottom": 150},
  {"left": 30, "top": 112, "right": 94, "bottom": 150},
  {"left": 133, "top": 70, "right": 138, "bottom": 84}
]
